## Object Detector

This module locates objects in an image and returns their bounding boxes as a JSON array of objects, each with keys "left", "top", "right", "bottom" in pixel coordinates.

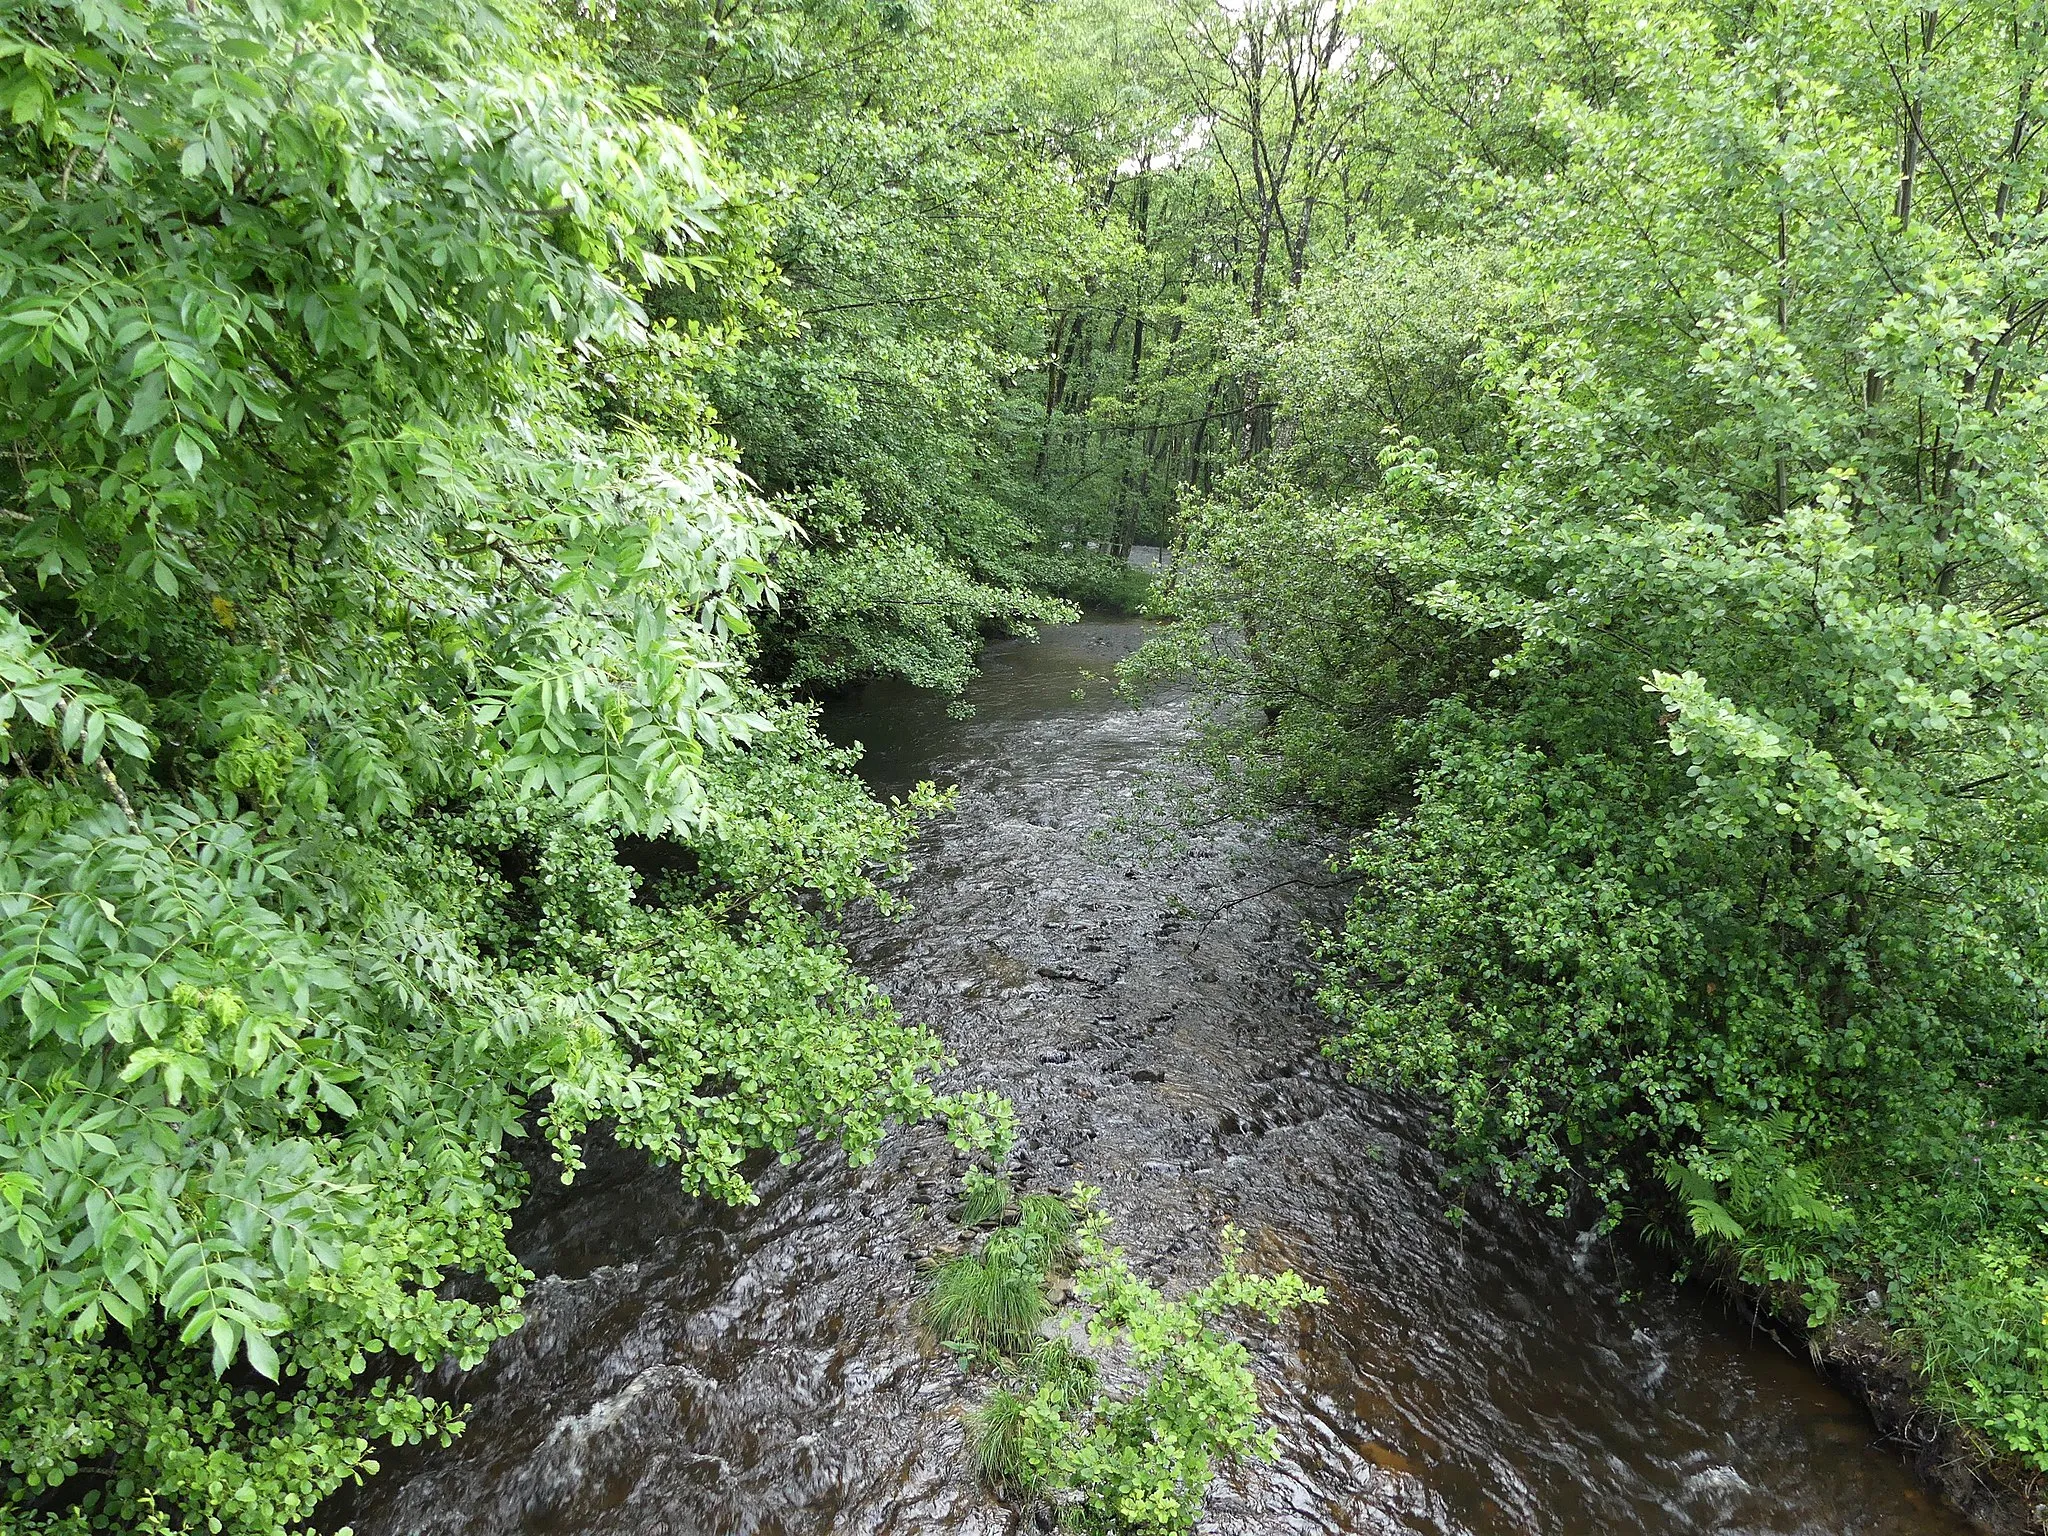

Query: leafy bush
[
  {"left": 1069, "top": 0, "right": 2048, "bottom": 1481},
  {"left": 1001, "top": 549, "right": 1154, "bottom": 613},
  {"left": 933, "top": 1179, "right": 1321, "bottom": 1536},
  {"left": 1122, "top": 479, "right": 1487, "bottom": 824},
  {"left": 992, "top": 1198, "right": 1323, "bottom": 1536},
  {"left": 771, "top": 535, "right": 1076, "bottom": 694}
]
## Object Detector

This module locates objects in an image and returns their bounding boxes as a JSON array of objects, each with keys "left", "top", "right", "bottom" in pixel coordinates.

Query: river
[{"left": 329, "top": 616, "right": 1973, "bottom": 1536}]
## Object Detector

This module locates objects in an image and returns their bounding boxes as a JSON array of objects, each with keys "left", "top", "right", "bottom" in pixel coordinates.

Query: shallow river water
[{"left": 332, "top": 617, "right": 1974, "bottom": 1536}]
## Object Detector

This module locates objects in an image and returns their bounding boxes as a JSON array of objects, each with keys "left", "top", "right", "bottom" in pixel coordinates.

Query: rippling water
[{"left": 329, "top": 617, "right": 1971, "bottom": 1536}]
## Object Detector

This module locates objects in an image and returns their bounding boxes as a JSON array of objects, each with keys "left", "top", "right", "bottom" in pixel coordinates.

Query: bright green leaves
[
  {"left": 478, "top": 452, "right": 791, "bottom": 835},
  {"left": 1142, "top": 0, "right": 2048, "bottom": 1483},
  {"left": 775, "top": 535, "right": 1078, "bottom": 694},
  {"left": 0, "top": 2, "right": 978, "bottom": 1531},
  {"left": 0, "top": 0, "right": 724, "bottom": 652},
  {"left": 0, "top": 705, "right": 963, "bottom": 1531},
  {"left": 0, "top": 798, "right": 367, "bottom": 1378},
  {"left": 1660, "top": 1112, "right": 1853, "bottom": 1322},
  {"left": 961, "top": 1185, "right": 1324, "bottom": 1536},
  {"left": 1646, "top": 667, "right": 1918, "bottom": 868}
]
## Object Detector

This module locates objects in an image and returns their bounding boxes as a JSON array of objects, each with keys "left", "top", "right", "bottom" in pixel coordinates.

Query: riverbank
[
  {"left": 1819, "top": 1319, "right": 2037, "bottom": 1533},
  {"left": 1691, "top": 1271, "right": 2046, "bottom": 1533}
]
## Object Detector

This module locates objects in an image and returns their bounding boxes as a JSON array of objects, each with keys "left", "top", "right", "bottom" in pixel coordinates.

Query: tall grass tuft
[
  {"left": 921, "top": 1250, "right": 1050, "bottom": 1353},
  {"left": 1016, "top": 1193, "right": 1077, "bottom": 1269},
  {"left": 973, "top": 1387, "right": 1033, "bottom": 1487},
  {"left": 1027, "top": 1338, "right": 1095, "bottom": 1408},
  {"left": 959, "top": 1169, "right": 1014, "bottom": 1228}
]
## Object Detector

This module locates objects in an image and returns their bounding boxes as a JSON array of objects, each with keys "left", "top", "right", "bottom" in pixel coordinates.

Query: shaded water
[{"left": 332, "top": 617, "right": 1973, "bottom": 1536}]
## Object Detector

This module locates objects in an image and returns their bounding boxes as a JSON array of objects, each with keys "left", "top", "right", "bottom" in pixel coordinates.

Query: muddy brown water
[{"left": 330, "top": 617, "right": 1973, "bottom": 1536}]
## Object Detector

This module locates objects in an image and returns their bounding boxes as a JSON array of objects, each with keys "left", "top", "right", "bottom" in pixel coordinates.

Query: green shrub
[
  {"left": 1295, "top": 1, "right": 2048, "bottom": 1468},
  {"left": 1001, "top": 548, "right": 1155, "bottom": 612},
  {"left": 771, "top": 536, "right": 1078, "bottom": 695},
  {"left": 954, "top": 1188, "right": 1322, "bottom": 1536}
]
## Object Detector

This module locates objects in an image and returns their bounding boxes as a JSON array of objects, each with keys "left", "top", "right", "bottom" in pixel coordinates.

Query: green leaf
[{"left": 243, "top": 1328, "right": 279, "bottom": 1380}]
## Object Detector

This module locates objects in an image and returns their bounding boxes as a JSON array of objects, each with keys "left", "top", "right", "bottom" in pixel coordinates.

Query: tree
[
  {"left": 1137, "top": 0, "right": 2048, "bottom": 1474},
  {"left": 0, "top": 3, "right": 998, "bottom": 1529},
  {"left": 588, "top": 0, "right": 1157, "bottom": 692}
]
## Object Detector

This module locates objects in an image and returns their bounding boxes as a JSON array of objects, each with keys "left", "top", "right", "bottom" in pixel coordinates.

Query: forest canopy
[{"left": 8, "top": 0, "right": 2048, "bottom": 1529}]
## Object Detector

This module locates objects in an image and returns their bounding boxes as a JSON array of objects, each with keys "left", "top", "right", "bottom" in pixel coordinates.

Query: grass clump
[
  {"left": 1024, "top": 1337, "right": 1096, "bottom": 1403},
  {"left": 1018, "top": 1191, "right": 1077, "bottom": 1248},
  {"left": 959, "top": 1168, "right": 1014, "bottom": 1227},
  {"left": 973, "top": 1340, "right": 1097, "bottom": 1490},
  {"left": 922, "top": 1180, "right": 1080, "bottom": 1358},
  {"left": 973, "top": 1385, "right": 1033, "bottom": 1485},
  {"left": 922, "top": 1246, "right": 1051, "bottom": 1356},
  {"left": 1009, "top": 1191, "right": 1078, "bottom": 1275}
]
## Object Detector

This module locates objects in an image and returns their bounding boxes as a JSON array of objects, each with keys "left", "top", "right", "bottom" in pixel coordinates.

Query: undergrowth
[{"left": 1659, "top": 1112, "right": 2048, "bottom": 1477}]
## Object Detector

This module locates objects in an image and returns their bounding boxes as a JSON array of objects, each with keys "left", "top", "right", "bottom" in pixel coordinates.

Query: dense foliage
[
  {"left": 1126, "top": 0, "right": 2048, "bottom": 1483},
  {"left": 583, "top": 0, "right": 1151, "bottom": 694},
  {"left": 0, "top": 1, "right": 1019, "bottom": 1529},
  {"left": 16, "top": 0, "right": 2048, "bottom": 1522}
]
